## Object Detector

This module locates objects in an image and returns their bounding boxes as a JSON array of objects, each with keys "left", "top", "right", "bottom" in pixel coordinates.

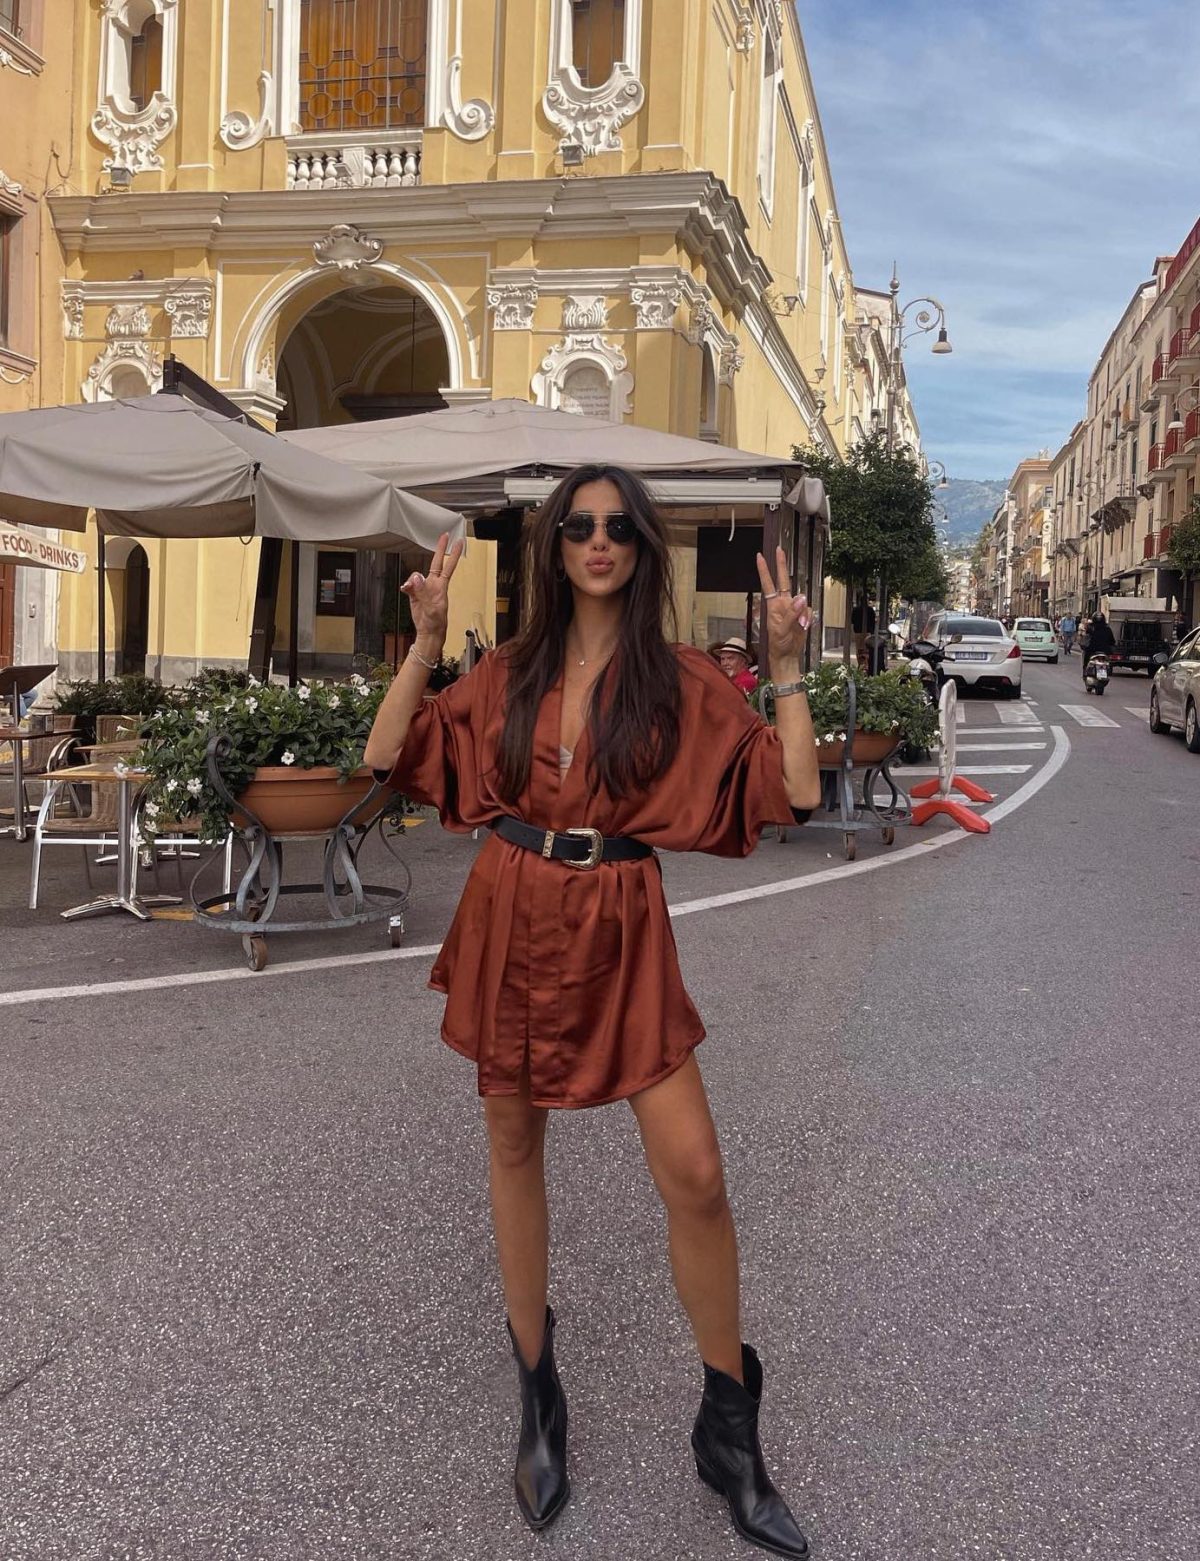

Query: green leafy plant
[
  {"left": 1167, "top": 498, "right": 1200, "bottom": 579},
  {"left": 135, "top": 672, "right": 393, "bottom": 842},
  {"left": 752, "top": 662, "right": 939, "bottom": 751},
  {"left": 184, "top": 665, "right": 253, "bottom": 698}
]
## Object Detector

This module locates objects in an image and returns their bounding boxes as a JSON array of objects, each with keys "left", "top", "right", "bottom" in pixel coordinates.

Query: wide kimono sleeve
[
  {"left": 373, "top": 653, "right": 503, "bottom": 833},
  {"left": 648, "top": 648, "right": 802, "bottom": 858}
]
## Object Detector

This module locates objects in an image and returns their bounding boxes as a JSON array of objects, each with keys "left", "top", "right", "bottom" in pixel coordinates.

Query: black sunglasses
[{"left": 558, "top": 511, "right": 638, "bottom": 545}]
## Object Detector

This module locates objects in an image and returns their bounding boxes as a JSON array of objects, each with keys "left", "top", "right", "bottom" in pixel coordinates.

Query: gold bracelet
[{"left": 407, "top": 646, "right": 439, "bottom": 671}]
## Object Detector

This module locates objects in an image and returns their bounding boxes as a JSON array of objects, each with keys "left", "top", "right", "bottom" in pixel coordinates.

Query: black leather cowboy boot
[
  {"left": 691, "top": 1343, "right": 810, "bottom": 1559},
  {"left": 506, "top": 1306, "right": 569, "bottom": 1530}
]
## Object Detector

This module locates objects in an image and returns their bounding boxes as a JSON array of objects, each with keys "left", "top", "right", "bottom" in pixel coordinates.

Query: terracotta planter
[
  {"left": 815, "top": 731, "right": 902, "bottom": 768},
  {"left": 234, "top": 765, "right": 375, "bottom": 834}
]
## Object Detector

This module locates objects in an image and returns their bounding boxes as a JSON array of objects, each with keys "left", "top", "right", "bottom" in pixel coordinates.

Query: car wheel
[
  {"left": 1186, "top": 701, "right": 1200, "bottom": 754},
  {"left": 1003, "top": 684, "right": 1022, "bottom": 700},
  {"left": 1149, "top": 690, "right": 1172, "bottom": 735},
  {"left": 1048, "top": 656, "right": 1059, "bottom": 664}
]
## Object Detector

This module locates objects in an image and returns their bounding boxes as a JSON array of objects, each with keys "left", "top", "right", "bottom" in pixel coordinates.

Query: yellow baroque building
[{"left": 13, "top": 0, "right": 888, "bottom": 679}]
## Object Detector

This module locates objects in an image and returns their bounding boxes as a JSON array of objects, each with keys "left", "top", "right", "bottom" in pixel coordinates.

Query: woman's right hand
[{"left": 401, "top": 531, "right": 464, "bottom": 652}]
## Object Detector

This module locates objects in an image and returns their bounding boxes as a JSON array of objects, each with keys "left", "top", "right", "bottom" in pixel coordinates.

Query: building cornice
[{"left": 48, "top": 172, "right": 773, "bottom": 313}]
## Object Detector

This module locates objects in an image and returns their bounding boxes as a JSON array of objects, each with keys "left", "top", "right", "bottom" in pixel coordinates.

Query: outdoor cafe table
[{"left": 46, "top": 762, "right": 180, "bottom": 921}]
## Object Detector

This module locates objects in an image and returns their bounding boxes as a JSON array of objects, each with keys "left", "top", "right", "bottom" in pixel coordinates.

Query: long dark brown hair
[{"left": 496, "top": 463, "right": 681, "bottom": 802}]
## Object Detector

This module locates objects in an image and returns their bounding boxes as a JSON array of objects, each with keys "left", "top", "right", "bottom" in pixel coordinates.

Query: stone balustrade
[{"left": 285, "top": 135, "right": 422, "bottom": 192}]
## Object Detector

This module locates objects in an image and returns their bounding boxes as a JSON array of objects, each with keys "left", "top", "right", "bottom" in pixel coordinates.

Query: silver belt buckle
[{"left": 564, "top": 826, "right": 604, "bottom": 869}]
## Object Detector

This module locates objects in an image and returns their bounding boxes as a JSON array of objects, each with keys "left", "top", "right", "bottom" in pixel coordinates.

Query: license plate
[{"left": 954, "top": 652, "right": 989, "bottom": 661}]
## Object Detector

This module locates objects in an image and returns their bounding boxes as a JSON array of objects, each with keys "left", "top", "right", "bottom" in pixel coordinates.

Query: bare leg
[
  {"left": 484, "top": 1074, "right": 551, "bottom": 1370},
  {"left": 629, "top": 1053, "right": 743, "bottom": 1381}
]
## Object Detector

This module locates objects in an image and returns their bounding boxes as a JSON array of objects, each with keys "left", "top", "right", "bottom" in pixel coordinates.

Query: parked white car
[
  {"left": 921, "top": 613, "right": 1024, "bottom": 698},
  {"left": 1012, "top": 617, "right": 1059, "bottom": 663},
  {"left": 1149, "top": 627, "right": 1200, "bottom": 750}
]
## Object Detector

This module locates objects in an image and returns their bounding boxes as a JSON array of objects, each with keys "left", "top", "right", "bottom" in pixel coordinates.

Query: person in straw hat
[{"left": 713, "top": 636, "right": 758, "bottom": 696}]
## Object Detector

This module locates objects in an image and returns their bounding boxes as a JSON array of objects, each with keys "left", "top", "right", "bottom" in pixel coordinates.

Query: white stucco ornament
[
  {"left": 91, "top": 97, "right": 178, "bottom": 174},
  {"left": 631, "top": 281, "right": 683, "bottom": 331},
  {"left": 220, "top": 70, "right": 274, "bottom": 151},
  {"left": 313, "top": 224, "right": 384, "bottom": 272},
  {"left": 543, "top": 65, "right": 645, "bottom": 156},
  {"left": 487, "top": 282, "right": 539, "bottom": 331},
  {"left": 164, "top": 289, "right": 213, "bottom": 338}
]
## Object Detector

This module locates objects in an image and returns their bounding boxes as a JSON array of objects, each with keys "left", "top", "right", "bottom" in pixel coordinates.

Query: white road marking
[
  {"left": 999, "top": 703, "right": 1041, "bottom": 725},
  {"left": 1125, "top": 705, "right": 1149, "bottom": 719},
  {"left": 957, "top": 726, "right": 1044, "bottom": 735},
  {"left": 1, "top": 731, "right": 1075, "bottom": 1009},
  {"left": 1060, "top": 703, "right": 1120, "bottom": 728},
  {"left": 955, "top": 705, "right": 967, "bottom": 726},
  {"left": 896, "top": 764, "right": 1032, "bottom": 776},
  {"left": 956, "top": 741, "right": 1047, "bottom": 752}
]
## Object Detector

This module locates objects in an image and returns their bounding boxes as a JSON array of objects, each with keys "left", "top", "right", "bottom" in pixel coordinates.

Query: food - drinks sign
[{"left": 0, "top": 524, "right": 88, "bottom": 573}]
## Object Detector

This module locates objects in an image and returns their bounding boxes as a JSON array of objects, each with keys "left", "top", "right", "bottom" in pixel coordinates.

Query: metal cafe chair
[{"left": 28, "top": 762, "right": 124, "bottom": 910}]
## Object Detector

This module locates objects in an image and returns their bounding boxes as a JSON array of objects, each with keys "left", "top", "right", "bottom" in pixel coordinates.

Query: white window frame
[{"left": 756, "top": 26, "right": 780, "bottom": 218}]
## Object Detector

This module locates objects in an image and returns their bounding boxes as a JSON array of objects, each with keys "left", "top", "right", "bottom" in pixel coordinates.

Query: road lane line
[
  {"left": 1, "top": 731, "right": 1074, "bottom": 1008},
  {"left": 1059, "top": 703, "right": 1120, "bottom": 728},
  {"left": 896, "top": 764, "right": 1032, "bottom": 776},
  {"left": 998, "top": 704, "right": 1041, "bottom": 725},
  {"left": 957, "top": 726, "right": 1044, "bottom": 735}
]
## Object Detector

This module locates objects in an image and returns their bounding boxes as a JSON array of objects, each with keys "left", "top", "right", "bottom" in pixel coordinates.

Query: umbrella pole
[
  {"left": 288, "top": 541, "right": 300, "bottom": 687},
  {"left": 97, "top": 528, "right": 106, "bottom": 681}
]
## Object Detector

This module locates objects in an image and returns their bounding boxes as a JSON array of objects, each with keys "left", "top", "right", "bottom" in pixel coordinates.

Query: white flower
[
  {"left": 248, "top": 674, "right": 260, "bottom": 687},
  {"left": 144, "top": 800, "right": 159, "bottom": 818},
  {"left": 296, "top": 684, "right": 311, "bottom": 702},
  {"left": 281, "top": 750, "right": 296, "bottom": 766},
  {"left": 165, "top": 778, "right": 179, "bottom": 792},
  {"left": 194, "top": 708, "right": 211, "bottom": 724},
  {"left": 328, "top": 695, "right": 340, "bottom": 709},
  {"left": 114, "top": 761, "right": 131, "bottom": 776},
  {"left": 245, "top": 696, "right": 258, "bottom": 713},
  {"left": 350, "top": 672, "right": 367, "bottom": 688},
  {"left": 186, "top": 777, "right": 204, "bottom": 797},
  {"left": 837, "top": 731, "right": 847, "bottom": 741}
]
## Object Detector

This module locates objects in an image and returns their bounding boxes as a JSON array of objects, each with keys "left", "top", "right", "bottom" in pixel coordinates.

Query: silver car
[{"left": 1150, "top": 628, "right": 1200, "bottom": 751}]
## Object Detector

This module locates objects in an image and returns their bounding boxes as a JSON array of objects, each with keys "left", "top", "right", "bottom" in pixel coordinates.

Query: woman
[{"left": 365, "top": 464, "right": 821, "bottom": 1558}]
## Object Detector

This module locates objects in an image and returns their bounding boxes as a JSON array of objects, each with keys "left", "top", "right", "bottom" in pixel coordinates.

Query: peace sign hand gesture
[
  {"left": 756, "top": 546, "right": 815, "bottom": 668},
  {"left": 401, "top": 531, "right": 464, "bottom": 651}
]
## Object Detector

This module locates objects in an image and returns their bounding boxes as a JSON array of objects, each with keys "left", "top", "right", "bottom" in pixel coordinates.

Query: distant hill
[{"left": 937, "top": 479, "right": 1007, "bottom": 547}]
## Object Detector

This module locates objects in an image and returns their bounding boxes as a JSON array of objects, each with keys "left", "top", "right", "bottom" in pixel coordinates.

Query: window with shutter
[
  {"left": 570, "top": 0, "right": 624, "bottom": 88},
  {"left": 299, "top": 0, "right": 428, "bottom": 133}
]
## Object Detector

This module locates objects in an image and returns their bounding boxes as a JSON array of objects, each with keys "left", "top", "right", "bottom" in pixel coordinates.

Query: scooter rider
[{"left": 1084, "top": 611, "right": 1115, "bottom": 680}]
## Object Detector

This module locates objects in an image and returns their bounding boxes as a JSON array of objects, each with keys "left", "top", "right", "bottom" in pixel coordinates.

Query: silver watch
[{"left": 773, "top": 681, "right": 808, "bottom": 698}]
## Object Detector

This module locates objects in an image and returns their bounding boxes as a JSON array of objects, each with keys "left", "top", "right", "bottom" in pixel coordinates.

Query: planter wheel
[
  {"left": 243, "top": 933, "right": 268, "bottom": 972},
  {"left": 843, "top": 831, "right": 857, "bottom": 861},
  {"left": 389, "top": 914, "right": 405, "bottom": 949},
  {"left": 882, "top": 826, "right": 896, "bottom": 846}
]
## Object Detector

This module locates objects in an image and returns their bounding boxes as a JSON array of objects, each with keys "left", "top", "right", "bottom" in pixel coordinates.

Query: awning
[{"left": 0, "top": 523, "right": 87, "bottom": 573}]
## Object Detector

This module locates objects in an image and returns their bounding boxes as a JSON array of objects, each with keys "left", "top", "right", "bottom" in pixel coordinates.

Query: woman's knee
[
  {"left": 485, "top": 1100, "right": 547, "bottom": 1173},
  {"left": 659, "top": 1146, "right": 729, "bottom": 1221}
]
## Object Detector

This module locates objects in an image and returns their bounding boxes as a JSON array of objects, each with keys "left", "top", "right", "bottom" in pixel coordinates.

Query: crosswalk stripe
[
  {"left": 955, "top": 705, "right": 967, "bottom": 726},
  {"left": 956, "top": 741, "right": 1047, "bottom": 752},
  {"left": 998, "top": 703, "right": 1041, "bottom": 725},
  {"left": 898, "top": 764, "right": 1032, "bottom": 776},
  {"left": 1125, "top": 705, "right": 1148, "bottom": 719},
  {"left": 1059, "top": 703, "right": 1120, "bottom": 728},
  {"left": 957, "top": 725, "right": 1044, "bottom": 735}
]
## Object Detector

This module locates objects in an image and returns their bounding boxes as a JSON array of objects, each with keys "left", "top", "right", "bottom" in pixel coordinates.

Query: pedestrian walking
[
  {"left": 850, "top": 593, "right": 876, "bottom": 669},
  {"left": 364, "top": 463, "right": 820, "bottom": 1558},
  {"left": 1059, "top": 612, "right": 1076, "bottom": 655}
]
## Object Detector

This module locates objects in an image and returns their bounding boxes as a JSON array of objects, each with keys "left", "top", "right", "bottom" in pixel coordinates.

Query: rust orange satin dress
[{"left": 381, "top": 645, "right": 795, "bottom": 1109}]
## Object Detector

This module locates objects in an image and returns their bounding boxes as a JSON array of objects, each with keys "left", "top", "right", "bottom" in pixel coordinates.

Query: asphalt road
[{"left": 2, "top": 655, "right": 1197, "bottom": 1560}]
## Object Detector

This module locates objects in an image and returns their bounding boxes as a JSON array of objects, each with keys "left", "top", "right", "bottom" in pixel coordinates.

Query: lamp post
[{"left": 877, "top": 270, "right": 951, "bottom": 657}]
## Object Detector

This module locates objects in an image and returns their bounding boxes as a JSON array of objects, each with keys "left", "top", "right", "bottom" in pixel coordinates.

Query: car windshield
[
  {"left": 945, "top": 618, "right": 1003, "bottom": 637},
  {"left": 1016, "top": 619, "right": 1051, "bottom": 631}
]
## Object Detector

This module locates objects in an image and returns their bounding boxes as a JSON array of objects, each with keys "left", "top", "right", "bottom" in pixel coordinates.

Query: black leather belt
[{"left": 491, "top": 815, "right": 652, "bottom": 870}]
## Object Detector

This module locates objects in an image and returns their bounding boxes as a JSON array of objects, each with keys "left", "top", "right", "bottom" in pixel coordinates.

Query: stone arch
[{"left": 237, "top": 259, "right": 470, "bottom": 399}]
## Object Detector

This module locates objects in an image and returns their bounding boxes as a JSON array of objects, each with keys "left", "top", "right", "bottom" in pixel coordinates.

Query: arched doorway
[
  {"left": 273, "top": 282, "right": 451, "bottom": 675},
  {"left": 114, "top": 542, "right": 150, "bottom": 676}
]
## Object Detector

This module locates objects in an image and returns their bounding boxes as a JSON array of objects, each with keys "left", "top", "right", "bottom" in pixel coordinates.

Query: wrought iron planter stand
[{"left": 190, "top": 734, "right": 412, "bottom": 971}]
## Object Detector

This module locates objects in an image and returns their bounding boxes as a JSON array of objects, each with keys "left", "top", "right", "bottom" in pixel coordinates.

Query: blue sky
[{"left": 799, "top": 0, "right": 1200, "bottom": 479}]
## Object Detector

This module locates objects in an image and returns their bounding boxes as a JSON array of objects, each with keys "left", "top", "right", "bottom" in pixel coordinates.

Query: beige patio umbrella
[{"left": 0, "top": 394, "right": 463, "bottom": 550}]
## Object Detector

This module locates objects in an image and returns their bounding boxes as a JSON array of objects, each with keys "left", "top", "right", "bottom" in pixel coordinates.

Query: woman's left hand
[{"left": 756, "top": 546, "right": 815, "bottom": 665}]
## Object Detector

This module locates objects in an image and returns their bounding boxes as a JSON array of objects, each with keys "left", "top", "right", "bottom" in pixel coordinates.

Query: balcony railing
[
  {"left": 1160, "top": 523, "right": 1174, "bottom": 555},
  {"left": 1168, "top": 326, "right": 1194, "bottom": 365},
  {"left": 1150, "top": 353, "right": 1171, "bottom": 388},
  {"left": 1164, "top": 428, "right": 1184, "bottom": 461},
  {"left": 1164, "top": 214, "right": 1200, "bottom": 295},
  {"left": 1186, "top": 407, "right": 1200, "bottom": 447},
  {"left": 1148, "top": 442, "right": 1166, "bottom": 472},
  {"left": 285, "top": 130, "right": 422, "bottom": 191},
  {"left": 1143, "top": 532, "right": 1157, "bottom": 559}
]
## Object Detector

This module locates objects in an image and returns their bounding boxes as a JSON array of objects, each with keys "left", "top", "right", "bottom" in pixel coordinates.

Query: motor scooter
[
  {"left": 898, "top": 639, "right": 945, "bottom": 760},
  {"left": 1083, "top": 652, "right": 1111, "bottom": 695}
]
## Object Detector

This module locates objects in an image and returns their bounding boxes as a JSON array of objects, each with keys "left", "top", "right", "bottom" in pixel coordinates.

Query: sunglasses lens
[
  {"left": 606, "top": 514, "right": 637, "bottom": 544},
  {"left": 562, "top": 514, "right": 593, "bottom": 542}
]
